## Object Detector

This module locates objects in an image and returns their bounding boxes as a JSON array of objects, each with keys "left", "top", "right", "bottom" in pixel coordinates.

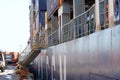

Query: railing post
[
  {"left": 72, "top": 19, "right": 76, "bottom": 39},
  {"left": 95, "top": 0, "right": 100, "bottom": 31},
  {"left": 108, "top": 0, "right": 115, "bottom": 27}
]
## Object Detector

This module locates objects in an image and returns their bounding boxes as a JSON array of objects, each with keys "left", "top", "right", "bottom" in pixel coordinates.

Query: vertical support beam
[
  {"left": 95, "top": 0, "right": 100, "bottom": 31},
  {"left": 58, "top": 7, "right": 63, "bottom": 43},
  {"left": 108, "top": 0, "right": 115, "bottom": 27}
]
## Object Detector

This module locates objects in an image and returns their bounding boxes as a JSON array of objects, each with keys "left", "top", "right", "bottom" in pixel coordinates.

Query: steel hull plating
[{"left": 33, "top": 25, "right": 120, "bottom": 80}]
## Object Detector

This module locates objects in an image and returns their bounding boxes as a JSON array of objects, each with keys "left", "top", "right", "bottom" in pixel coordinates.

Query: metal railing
[
  {"left": 48, "top": 30, "right": 59, "bottom": 47},
  {"left": 48, "top": 4, "right": 95, "bottom": 46},
  {"left": 62, "top": 4, "right": 95, "bottom": 41},
  {"left": 62, "top": 20, "right": 74, "bottom": 42},
  {"left": 75, "top": 4, "right": 95, "bottom": 38},
  {"left": 19, "top": 43, "right": 31, "bottom": 61}
]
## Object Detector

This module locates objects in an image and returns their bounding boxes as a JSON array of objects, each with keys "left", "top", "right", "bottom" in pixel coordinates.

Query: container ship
[{"left": 20, "top": 0, "right": 120, "bottom": 80}]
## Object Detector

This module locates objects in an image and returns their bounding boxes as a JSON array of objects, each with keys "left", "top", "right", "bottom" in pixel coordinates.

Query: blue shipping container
[
  {"left": 39, "top": 11, "right": 45, "bottom": 27},
  {"left": 39, "top": 0, "right": 47, "bottom": 10}
]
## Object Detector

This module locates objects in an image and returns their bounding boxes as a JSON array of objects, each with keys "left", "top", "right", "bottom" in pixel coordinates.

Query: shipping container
[
  {"left": 40, "top": 11, "right": 45, "bottom": 27},
  {"left": 39, "top": 0, "right": 47, "bottom": 10}
]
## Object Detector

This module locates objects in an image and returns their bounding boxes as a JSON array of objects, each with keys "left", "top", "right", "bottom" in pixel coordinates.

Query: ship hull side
[{"left": 34, "top": 25, "right": 120, "bottom": 80}]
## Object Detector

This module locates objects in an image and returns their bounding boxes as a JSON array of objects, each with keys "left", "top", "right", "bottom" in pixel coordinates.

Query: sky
[{"left": 0, "top": 0, "right": 30, "bottom": 52}]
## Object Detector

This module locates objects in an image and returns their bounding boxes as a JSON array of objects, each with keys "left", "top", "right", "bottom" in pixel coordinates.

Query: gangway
[
  {"left": 21, "top": 48, "right": 41, "bottom": 67},
  {"left": 19, "top": 40, "right": 45, "bottom": 67}
]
